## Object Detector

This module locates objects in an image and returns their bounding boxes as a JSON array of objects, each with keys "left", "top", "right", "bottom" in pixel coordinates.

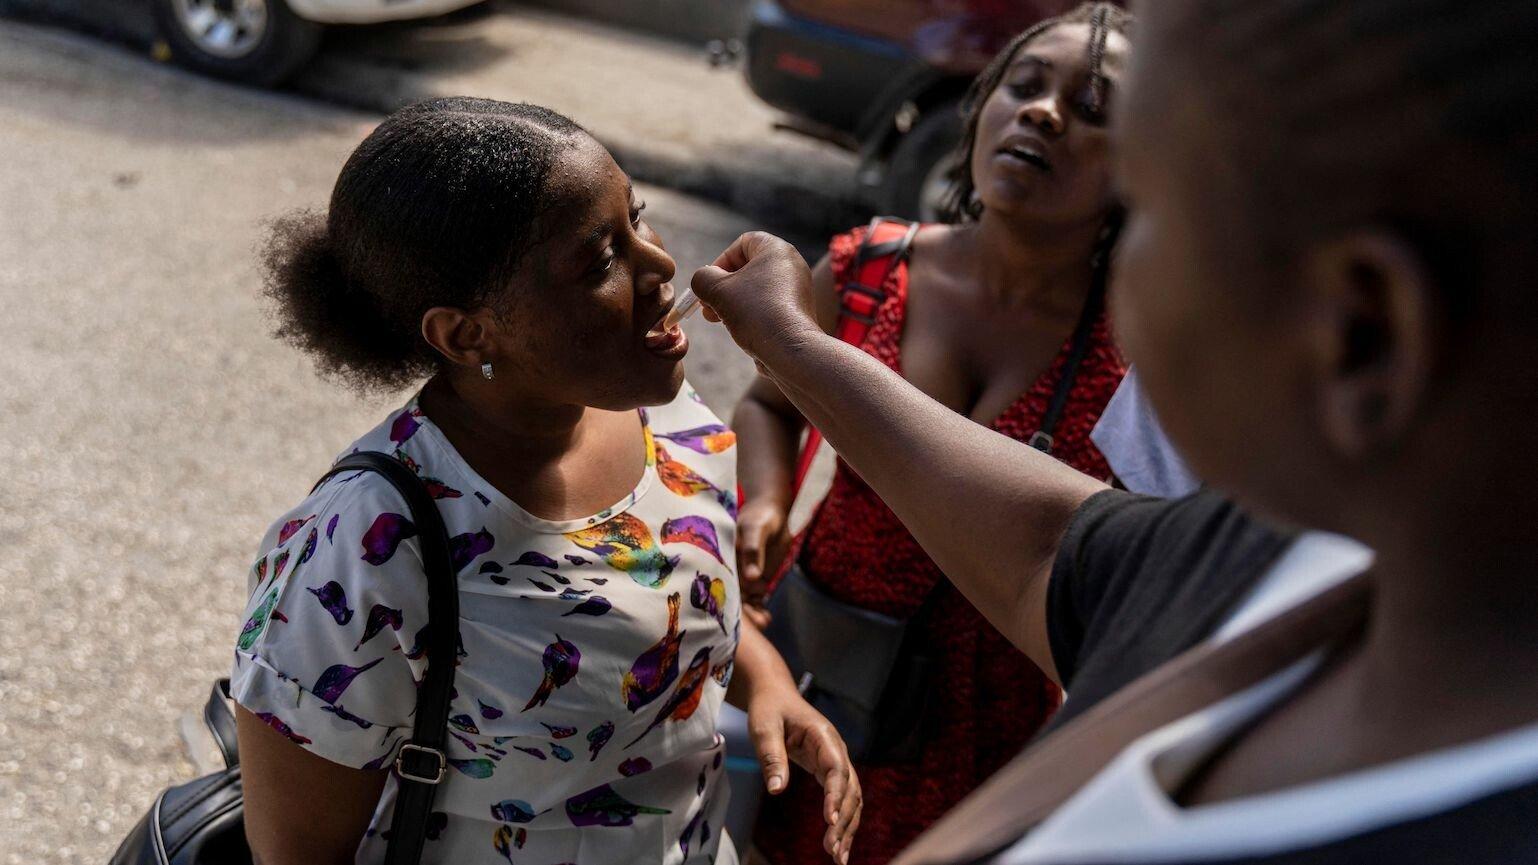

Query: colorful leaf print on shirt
[
  {"left": 450, "top": 757, "right": 497, "bottom": 779},
  {"left": 565, "top": 783, "right": 671, "bottom": 828},
  {"left": 690, "top": 573, "right": 729, "bottom": 635},
  {"left": 354, "top": 603, "right": 403, "bottom": 651},
  {"left": 522, "top": 636, "right": 581, "bottom": 711},
  {"left": 491, "top": 799, "right": 545, "bottom": 823},
  {"left": 296, "top": 527, "right": 319, "bottom": 568},
  {"left": 313, "top": 657, "right": 382, "bottom": 703},
  {"left": 625, "top": 647, "right": 711, "bottom": 749},
  {"left": 621, "top": 593, "right": 684, "bottom": 711},
  {"left": 587, "top": 720, "right": 615, "bottom": 761},
  {"left": 272, "top": 549, "right": 291, "bottom": 581},
  {"left": 655, "top": 445, "right": 738, "bottom": 518},
  {"left": 390, "top": 408, "right": 422, "bottom": 446},
  {"left": 661, "top": 516, "right": 726, "bottom": 565},
  {"left": 563, "top": 596, "right": 612, "bottom": 617},
  {"left": 255, "top": 712, "right": 311, "bottom": 745},
  {"left": 278, "top": 515, "right": 314, "bottom": 546},
  {"left": 450, "top": 528, "right": 496, "bottom": 573},
  {"left": 679, "top": 807, "right": 706, "bottom": 859},
  {"left": 320, "top": 703, "right": 372, "bottom": 729},
  {"left": 361, "top": 513, "right": 417, "bottom": 566},
  {"left": 655, "top": 424, "right": 737, "bottom": 455},
  {"left": 237, "top": 586, "right": 281, "bottom": 651},
  {"left": 710, "top": 658, "right": 734, "bottom": 688},
  {"left": 565, "top": 513, "right": 678, "bottom": 589},
  {"left": 325, "top": 514, "right": 339, "bottom": 544},
  {"left": 542, "top": 722, "right": 577, "bottom": 739},
  {"left": 307, "top": 580, "right": 353, "bottom": 626},
  {"left": 424, "top": 477, "right": 464, "bottom": 500},
  {"left": 513, "top": 551, "right": 560, "bottom": 569},
  {"left": 618, "top": 757, "right": 652, "bottom": 776},
  {"left": 480, "top": 699, "right": 505, "bottom": 720}
]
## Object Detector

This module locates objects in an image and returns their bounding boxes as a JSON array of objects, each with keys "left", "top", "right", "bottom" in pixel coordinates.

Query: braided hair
[
  {"left": 939, "top": 3, "right": 1132, "bottom": 309},
  {"left": 940, "top": 2, "right": 1132, "bottom": 224}
]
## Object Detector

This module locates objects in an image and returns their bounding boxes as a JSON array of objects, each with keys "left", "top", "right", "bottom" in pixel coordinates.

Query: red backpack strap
[{"left": 792, "top": 218, "right": 921, "bottom": 496}]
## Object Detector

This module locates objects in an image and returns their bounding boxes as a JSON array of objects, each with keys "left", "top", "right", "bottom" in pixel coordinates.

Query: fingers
[
  {"left": 710, "top": 230, "right": 787, "bottom": 271},
  {"left": 737, "top": 518, "right": 767, "bottom": 589},
  {"left": 748, "top": 715, "right": 789, "bottom": 795},
  {"left": 742, "top": 603, "right": 773, "bottom": 630},
  {"left": 800, "top": 723, "right": 860, "bottom": 864},
  {"left": 691, "top": 264, "right": 732, "bottom": 305}
]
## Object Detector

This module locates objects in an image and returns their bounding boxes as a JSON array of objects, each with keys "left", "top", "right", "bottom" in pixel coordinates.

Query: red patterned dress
[{"left": 756, "top": 226, "right": 1127, "bottom": 865}]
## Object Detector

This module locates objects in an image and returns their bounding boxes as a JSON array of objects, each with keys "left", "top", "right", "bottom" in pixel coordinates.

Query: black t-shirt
[
  {"left": 1028, "top": 490, "right": 1538, "bottom": 863},
  {"left": 1044, "top": 489, "right": 1296, "bottom": 730}
]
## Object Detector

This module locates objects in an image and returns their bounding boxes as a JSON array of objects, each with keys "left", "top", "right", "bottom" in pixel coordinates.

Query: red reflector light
[{"left": 774, "top": 52, "right": 823, "bottom": 80}]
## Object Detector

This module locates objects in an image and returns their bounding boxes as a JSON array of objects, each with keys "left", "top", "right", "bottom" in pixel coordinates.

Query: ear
[
  {"left": 1304, "top": 230, "right": 1439, "bottom": 461},
  {"left": 421, "top": 306, "right": 499, "bottom": 371}
]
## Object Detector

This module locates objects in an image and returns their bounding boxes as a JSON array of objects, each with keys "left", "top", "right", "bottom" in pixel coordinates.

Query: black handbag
[
  {"left": 764, "top": 241, "right": 1108, "bottom": 765},
  {"left": 110, "top": 451, "right": 461, "bottom": 865}
]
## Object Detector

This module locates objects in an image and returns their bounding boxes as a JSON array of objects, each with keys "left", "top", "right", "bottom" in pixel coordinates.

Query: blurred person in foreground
[
  {"left": 734, "top": 6, "right": 1130, "bottom": 863},
  {"left": 693, "top": 0, "right": 1538, "bottom": 861},
  {"left": 231, "top": 98, "right": 860, "bottom": 865}
]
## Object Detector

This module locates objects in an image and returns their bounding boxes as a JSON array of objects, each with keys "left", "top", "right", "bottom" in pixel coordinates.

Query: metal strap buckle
[
  {"left": 394, "top": 743, "right": 446, "bottom": 785},
  {"left": 1027, "top": 431, "right": 1054, "bottom": 453}
]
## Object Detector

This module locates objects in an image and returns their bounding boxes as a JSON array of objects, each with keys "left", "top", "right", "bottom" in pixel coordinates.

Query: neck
[
  {"left": 1351, "top": 499, "right": 1538, "bottom": 738},
  {"left": 964, "top": 209, "right": 1103, "bottom": 312},
  {"left": 418, "top": 373, "right": 592, "bottom": 467}
]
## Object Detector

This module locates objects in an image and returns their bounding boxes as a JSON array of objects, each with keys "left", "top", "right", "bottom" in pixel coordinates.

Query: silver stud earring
[{"left": 481, "top": 362, "right": 494, "bottom": 381}]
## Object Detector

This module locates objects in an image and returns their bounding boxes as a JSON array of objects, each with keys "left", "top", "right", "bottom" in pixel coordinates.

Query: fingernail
[{"left": 768, "top": 775, "right": 784, "bottom": 793}]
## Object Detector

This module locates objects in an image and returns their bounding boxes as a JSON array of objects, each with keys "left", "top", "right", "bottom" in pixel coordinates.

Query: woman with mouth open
[
  {"left": 733, "top": 5, "right": 1130, "bottom": 864},
  {"left": 229, "top": 98, "right": 860, "bottom": 865}
]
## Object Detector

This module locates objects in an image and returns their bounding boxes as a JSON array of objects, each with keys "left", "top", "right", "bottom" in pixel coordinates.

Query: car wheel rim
[
  {"left": 917, "top": 151, "right": 961, "bottom": 223},
  {"left": 171, "top": 0, "right": 269, "bottom": 59}
]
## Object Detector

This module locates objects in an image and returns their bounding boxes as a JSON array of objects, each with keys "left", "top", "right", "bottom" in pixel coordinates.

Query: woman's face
[
  {"left": 969, "top": 22, "right": 1130, "bottom": 227},
  {"left": 491, "top": 136, "right": 686, "bottom": 411}
]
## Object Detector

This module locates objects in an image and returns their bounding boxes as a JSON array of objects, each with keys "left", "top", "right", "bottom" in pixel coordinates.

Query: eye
[
  {"left": 630, "top": 200, "right": 647, "bottom": 229},
  {"left": 1008, "top": 77, "right": 1042, "bottom": 99},
  {"left": 1075, "top": 80, "right": 1111, "bottom": 124},
  {"left": 592, "top": 249, "right": 616, "bottom": 277}
]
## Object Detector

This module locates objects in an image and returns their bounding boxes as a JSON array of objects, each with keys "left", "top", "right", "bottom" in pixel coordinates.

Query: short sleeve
[
  {"left": 1045, "top": 489, "right": 1295, "bottom": 723},
  {"left": 230, "top": 472, "right": 430, "bottom": 769}
]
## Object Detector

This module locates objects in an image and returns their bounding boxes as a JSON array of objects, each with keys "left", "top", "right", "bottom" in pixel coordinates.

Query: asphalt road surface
[{"left": 0, "top": 21, "right": 836, "bottom": 863}]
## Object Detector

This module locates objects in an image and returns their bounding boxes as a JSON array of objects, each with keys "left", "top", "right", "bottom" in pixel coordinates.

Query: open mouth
[
  {"left": 643, "top": 291, "right": 689, "bottom": 359},
  {"left": 998, "top": 142, "right": 1052, "bottom": 173}
]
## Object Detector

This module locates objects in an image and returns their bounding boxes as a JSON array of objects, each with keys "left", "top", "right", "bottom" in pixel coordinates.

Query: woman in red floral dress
[{"left": 731, "top": 6, "right": 1132, "bottom": 863}]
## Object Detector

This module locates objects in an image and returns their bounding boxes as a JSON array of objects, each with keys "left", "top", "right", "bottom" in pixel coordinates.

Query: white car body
[{"left": 284, "top": 0, "right": 484, "bottom": 25}]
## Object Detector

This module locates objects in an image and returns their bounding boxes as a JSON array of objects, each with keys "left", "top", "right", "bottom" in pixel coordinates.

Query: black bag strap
[
  {"left": 312, "top": 451, "right": 459, "bottom": 865},
  {"left": 1027, "top": 277, "right": 1105, "bottom": 455},
  {"left": 205, "top": 679, "right": 240, "bottom": 769}
]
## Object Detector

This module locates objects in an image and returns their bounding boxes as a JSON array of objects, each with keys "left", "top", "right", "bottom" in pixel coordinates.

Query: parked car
[
  {"left": 152, "top": 0, "right": 485, "bottom": 86},
  {"left": 742, "top": 0, "right": 1107, "bottom": 220}
]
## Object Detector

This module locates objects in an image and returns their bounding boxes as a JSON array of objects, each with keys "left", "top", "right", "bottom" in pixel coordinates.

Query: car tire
[
  {"left": 881, "top": 100, "right": 966, "bottom": 222},
  {"left": 152, "top": 0, "right": 323, "bottom": 87}
]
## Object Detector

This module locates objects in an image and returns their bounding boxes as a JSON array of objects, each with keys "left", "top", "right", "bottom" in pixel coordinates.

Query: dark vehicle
[{"left": 743, "top": 0, "right": 1099, "bottom": 219}]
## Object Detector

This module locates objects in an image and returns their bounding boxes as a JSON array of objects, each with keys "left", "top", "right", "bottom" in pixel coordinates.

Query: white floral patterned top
[{"left": 231, "top": 382, "right": 741, "bottom": 864}]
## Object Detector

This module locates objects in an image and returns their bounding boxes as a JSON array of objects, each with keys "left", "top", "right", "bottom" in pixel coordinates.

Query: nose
[
  {"left": 633, "top": 234, "right": 676, "bottom": 297},
  {"left": 1019, "top": 98, "right": 1065, "bottom": 136}
]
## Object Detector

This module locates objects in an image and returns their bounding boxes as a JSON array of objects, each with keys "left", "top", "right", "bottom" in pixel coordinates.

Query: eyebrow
[{"left": 1009, "top": 56, "right": 1052, "bottom": 73}]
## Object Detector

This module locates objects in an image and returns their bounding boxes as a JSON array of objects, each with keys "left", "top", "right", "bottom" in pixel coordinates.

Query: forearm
[
  {"left": 726, "top": 615, "right": 798, "bottom": 709},
  {"left": 756, "top": 331, "right": 1106, "bottom": 670},
  {"left": 734, "top": 386, "right": 804, "bottom": 510}
]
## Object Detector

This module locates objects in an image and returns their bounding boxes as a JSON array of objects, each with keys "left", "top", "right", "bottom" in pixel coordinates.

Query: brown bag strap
[{"left": 892, "top": 575, "right": 1373, "bottom": 865}]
